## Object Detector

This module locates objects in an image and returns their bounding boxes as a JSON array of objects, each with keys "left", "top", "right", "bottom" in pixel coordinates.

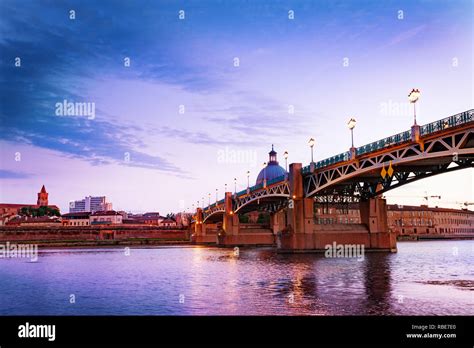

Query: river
[{"left": 0, "top": 240, "right": 472, "bottom": 315}]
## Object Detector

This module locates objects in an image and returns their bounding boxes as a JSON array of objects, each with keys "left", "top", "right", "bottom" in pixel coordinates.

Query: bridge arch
[
  {"left": 202, "top": 209, "right": 225, "bottom": 223},
  {"left": 234, "top": 181, "right": 290, "bottom": 214}
]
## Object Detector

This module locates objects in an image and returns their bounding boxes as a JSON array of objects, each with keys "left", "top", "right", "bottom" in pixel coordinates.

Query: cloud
[
  {"left": 0, "top": 170, "right": 31, "bottom": 179},
  {"left": 0, "top": 0, "right": 194, "bottom": 175},
  {"left": 157, "top": 126, "right": 256, "bottom": 146},
  {"left": 202, "top": 92, "right": 313, "bottom": 139},
  {"left": 386, "top": 25, "right": 427, "bottom": 48}
]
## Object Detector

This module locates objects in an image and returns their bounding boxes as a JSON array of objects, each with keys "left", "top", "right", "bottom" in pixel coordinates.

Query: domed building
[{"left": 256, "top": 145, "right": 287, "bottom": 186}]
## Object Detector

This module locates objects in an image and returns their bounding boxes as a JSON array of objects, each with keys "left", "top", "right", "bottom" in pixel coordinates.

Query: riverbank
[
  {"left": 5, "top": 238, "right": 192, "bottom": 248},
  {"left": 0, "top": 225, "right": 191, "bottom": 246},
  {"left": 398, "top": 234, "right": 474, "bottom": 241}
]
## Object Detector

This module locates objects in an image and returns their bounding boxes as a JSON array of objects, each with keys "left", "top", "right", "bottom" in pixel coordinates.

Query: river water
[{"left": 0, "top": 240, "right": 472, "bottom": 315}]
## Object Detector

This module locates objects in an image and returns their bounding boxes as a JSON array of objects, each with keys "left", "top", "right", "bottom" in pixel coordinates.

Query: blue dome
[{"left": 256, "top": 145, "right": 287, "bottom": 185}]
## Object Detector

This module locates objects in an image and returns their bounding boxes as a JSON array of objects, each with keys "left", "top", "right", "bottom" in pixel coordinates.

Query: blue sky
[{"left": 0, "top": 0, "right": 472, "bottom": 213}]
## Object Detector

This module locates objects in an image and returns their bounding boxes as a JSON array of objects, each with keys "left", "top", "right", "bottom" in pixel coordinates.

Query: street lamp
[
  {"left": 283, "top": 151, "right": 289, "bottom": 172},
  {"left": 224, "top": 183, "right": 227, "bottom": 193},
  {"left": 263, "top": 162, "right": 267, "bottom": 187},
  {"left": 308, "top": 138, "right": 315, "bottom": 163},
  {"left": 215, "top": 189, "right": 218, "bottom": 203},
  {"left": 234, "top": 178, "right": 237, "bottom": 194},
  {"left": 408, "top": 88, "right": 421, "bottom": 125},
  {"left": 246, "top": 170, "right": 250, "bottom": 189},
  {"left": 347, "top": 118, "right": 356, "bottom": 148},
  {"left": 208, "top": 193, "right": 211, "bottom": 206}
]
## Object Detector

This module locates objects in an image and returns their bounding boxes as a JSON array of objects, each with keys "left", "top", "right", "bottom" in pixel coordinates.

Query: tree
[
  {"left": 20, "top": 207, "right": 31, "bottom": 216},
  {"left": 18, "top": 206, "right": 60, "bottom": 217}
]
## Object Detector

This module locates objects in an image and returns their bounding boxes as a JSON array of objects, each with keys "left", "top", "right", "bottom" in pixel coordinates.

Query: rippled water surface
[{"left": 0, "top": 241, "right": 472, "bottom": 315}]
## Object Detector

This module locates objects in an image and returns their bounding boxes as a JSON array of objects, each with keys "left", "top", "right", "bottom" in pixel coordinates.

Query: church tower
[{"left": 37, "top": 185, "right": 49, "bottom": 206}]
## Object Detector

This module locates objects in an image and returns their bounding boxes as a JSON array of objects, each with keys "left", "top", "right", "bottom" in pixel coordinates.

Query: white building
[{"left": 70, "top": 196, "right": 113, "bottom": 213}]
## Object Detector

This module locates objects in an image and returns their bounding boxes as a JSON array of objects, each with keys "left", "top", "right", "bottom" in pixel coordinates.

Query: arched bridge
[
  {"left": 202, "top": 109, "right": 473, "bottom": 216},
  {"left": 194, "top": 109, "right": 474, "bottom": 250}
]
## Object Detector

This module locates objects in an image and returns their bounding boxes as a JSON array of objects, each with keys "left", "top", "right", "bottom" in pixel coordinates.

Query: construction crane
[
  {"left": 385, "top": 193, "right": 474, "bottom": 210},
  {"left": 385, "top": 192, "right": 441, "bottom": 206},
  {"left": 423, "top": 192, "right": 441, "bottom": 203}
]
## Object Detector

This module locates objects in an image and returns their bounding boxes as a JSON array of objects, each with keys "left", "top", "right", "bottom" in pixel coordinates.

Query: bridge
[{"left": 191, "top": 109, "right": 474, "bottom": 252}]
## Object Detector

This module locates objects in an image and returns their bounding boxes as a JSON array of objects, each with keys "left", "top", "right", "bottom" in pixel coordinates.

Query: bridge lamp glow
[
  {"left": 308, "top": 138, "right": 315, "bottom": 163},
  {"left": 347, "top": 118, "right": 356, "bottom": 148},
  {"left": 408, "top": 88, "right": 421, "bottom": 125}
]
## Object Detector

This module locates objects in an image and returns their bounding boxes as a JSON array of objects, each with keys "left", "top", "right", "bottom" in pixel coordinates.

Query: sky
[{"left": 0, "top": 0, "right": 473, "bottom": 214}]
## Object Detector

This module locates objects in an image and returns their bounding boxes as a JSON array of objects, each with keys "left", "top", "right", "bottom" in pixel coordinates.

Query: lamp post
[
  {"left": 215, "top": 189, "right": 218, "bottom": 203},
  {"left": 262, "top": 162, "right": 267, "bottom": 187},
  {"left": 283, "top": 151, "right": 288, "bottom": 172},
  {"left": 347, "top": 118, "right": 356, "bottom": 148},
  {"left": 234, "top": 178, "right": 237, "bottom": 194},
  {"left": 347, "top": 118, "right": 357, "bottom": 160},
  {"left": 408, "top": 88, "right": 421, "bottom": 125},
  {"left": 246, "top": 171, "right": 250, "bottom": 190},
  {"left": 308, "top": 138, "right": 315, "bottom": 163},
  {"left": 224, "top": 183, "right": 227, "bottom": 193}
]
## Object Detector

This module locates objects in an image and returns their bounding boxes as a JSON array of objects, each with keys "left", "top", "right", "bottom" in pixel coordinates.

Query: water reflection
[
  {"left": 363, "top": 253, "right": 393, "bottom": 315},
  {"left": 0, "top": 241, "right": 472, "bottom": 315}
]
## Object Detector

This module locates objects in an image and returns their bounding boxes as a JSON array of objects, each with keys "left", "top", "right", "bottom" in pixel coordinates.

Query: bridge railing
[
  {"left": 234, "top": 174, "right": 287, "bottom": 199},
  {"left": 266, "top": 174, "right": 286, "bottom": 186},
  {"left": 355, "top": 130, "right": 411, "bottom": 156},
  {"left": 301, "top": 108, "right": 473, "bottom": 175},
  {"left": 302, "top": 151, "right": 350, "bottom": 174},
  {"left": 204, "top": 198, "right": 225, "bottom": 212},
  {"left": 420, "top": 109, "right": 473, "bottom": 136}
]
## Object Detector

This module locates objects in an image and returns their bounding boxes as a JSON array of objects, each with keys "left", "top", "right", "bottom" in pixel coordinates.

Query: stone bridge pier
[
  {"left": 217, "top": 192, "right": 275, "bottom": 246},
  {"left": 191, "top": 208, "right": 217, "bottom": 244},
  {"left": 277, "top": 163, "right": 397, "bottom": 252}
]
